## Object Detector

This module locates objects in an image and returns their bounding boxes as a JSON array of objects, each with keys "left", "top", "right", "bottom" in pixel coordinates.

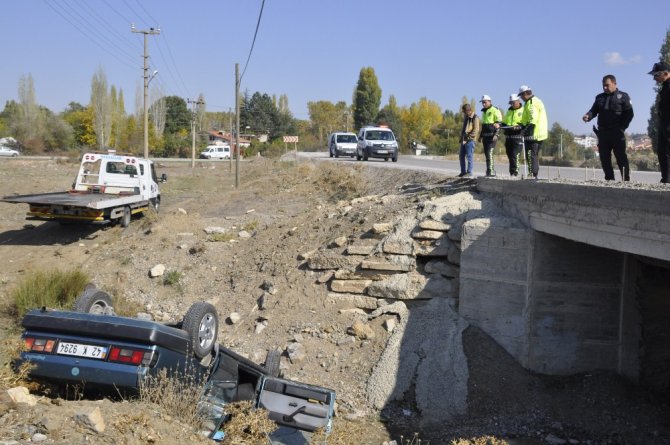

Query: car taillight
[
  {"left": 24, "top": 337, "right": 55, "bottom": 353},
  {"left": 108, "top": 346, "right": 156, "bottom": 366}
]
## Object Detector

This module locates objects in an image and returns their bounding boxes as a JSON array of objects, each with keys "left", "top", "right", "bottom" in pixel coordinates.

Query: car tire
[
  {"left": 356, "top": 151, "right": 362, "bottom": 161},
  {"left": 120, "top": 206, "right": 131, "bottom": 228},
  {"left": 263, "top": 349, "right": 281, "bottom": 377},
  {"left": 12, "top": 154, "right": 18, "bottom": 158},
  {"left": 73, "top": 288, "right": 113, "bottom": 314},
  {"left": 363, "top": 149, "right": 369, "bottom": 161},
  {"left": 151, "top": 197, "right": 160, "bottom": 213},
  {"left": 182, "top": 302, "right": 219, "bottom": 359},
  {"left": 384, "top": 157, "right": 389, "bottom": 162},
  {"left": 335, "top": 151, "right": 339, "bottom": 158},
  {"left": 392, "top": 154, "right": 398, "bottom": 162}
]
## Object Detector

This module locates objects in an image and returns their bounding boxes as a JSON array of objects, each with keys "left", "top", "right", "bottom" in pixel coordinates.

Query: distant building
[
  {"left": 206, "top": 130, "right": 251, "bottom": 148},
  {"left": 574, "top": 135, "right": 597, "bottom": 149}
]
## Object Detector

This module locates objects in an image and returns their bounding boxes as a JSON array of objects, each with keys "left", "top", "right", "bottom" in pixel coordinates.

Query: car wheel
[
  {"left": 151, "top": 197, "right": 160, "bottom": 213},
  {"left": 356, "top": 151, "right": 362, "bottom": 161},
  {"left": 120, "top": 206, "right": 131, "bottom": 227},
  {"left": 263, "top": 349, "right": 281, "bottom": 377},
  {"left": 335, "top": 151, "right": 339, "bottom": 158},
  {"left": 182, "top": 302, "right": 219, "bottom": 359},
  {"left": 363, "top": 149, "right": 369, "bottom": 161},
  {"left": 384, "top": 157, "right": 389, "bottom": 162},
  {"left": 73, "top": 288, "right": 114, "bottom": 314},
  {"left": 12, "top": 154, "right": 18, "bottom": 158},
  {"left": 392, "top": 154, "right": 398, "bottom": 162}
]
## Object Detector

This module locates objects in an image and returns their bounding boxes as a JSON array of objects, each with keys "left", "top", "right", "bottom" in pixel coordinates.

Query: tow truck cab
[{"left": 75, "top": 152, "right": 161, "bottom": 200}]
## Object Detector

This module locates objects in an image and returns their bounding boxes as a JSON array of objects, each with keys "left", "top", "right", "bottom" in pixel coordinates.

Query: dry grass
[
  {"left": 11, "top": 269, "right": 89, "bottom": 318},
  {"left": 0, "top": 335, "right": 33, "bottom": 390},
  {"left": 312, "top": 163, "right": 365, "bottom": 202},
  {"left": 138, "top": 367, "right": 205, "bottom": 428},
  {"left": 308, "top": 418, "right": 368, "bottom": 444},
  {"left": 219, "top": 400, "right": 277, "bottom": 444}
]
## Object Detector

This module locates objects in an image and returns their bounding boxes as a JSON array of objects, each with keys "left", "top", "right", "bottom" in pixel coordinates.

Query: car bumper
[{"left": 369, "top": 149, "right": 397, "bottom": 158}]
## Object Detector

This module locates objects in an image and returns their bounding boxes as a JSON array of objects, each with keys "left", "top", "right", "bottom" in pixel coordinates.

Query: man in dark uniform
[
  {"left": 649, "top": 61, "right": 670, "bottom": 183},
  {"left": 582, "top": 74, "right": 634, "bottom": 181}
]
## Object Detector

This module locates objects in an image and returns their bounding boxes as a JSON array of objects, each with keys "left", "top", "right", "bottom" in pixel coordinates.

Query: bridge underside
[{"left": 460, "top": 179, "right": 670, "bottom": 394}]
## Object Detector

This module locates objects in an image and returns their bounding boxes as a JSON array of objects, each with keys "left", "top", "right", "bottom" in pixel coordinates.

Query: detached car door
[{"left": 257, "top": 376, "right": 335, "bottom": 433}]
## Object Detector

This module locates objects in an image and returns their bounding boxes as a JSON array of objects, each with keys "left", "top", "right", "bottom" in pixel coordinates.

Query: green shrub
[
  {"left": 163, "top": 270, "right": 182, "bottom": 286},
  {"left": 12, "top": 269, "right": 89, "bottom": 318}
]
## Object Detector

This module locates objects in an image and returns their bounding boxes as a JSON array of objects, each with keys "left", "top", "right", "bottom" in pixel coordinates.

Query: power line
[
  {"left": 72, "top": 0, "right": 141, "bottom": 54},
  {"left": 43, "top": 0, "right": 136, "bottom": 70},
  {"left": 240, "top": 0, "right": 266, "bottom": 82}
]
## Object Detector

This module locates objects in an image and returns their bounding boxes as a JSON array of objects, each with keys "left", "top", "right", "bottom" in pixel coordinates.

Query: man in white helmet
[
  {"left": 502, "top": 93, "right": 525, "bottom": 176},
  {"left": 518, "top": 85, "right": 548, "bottom": 179},
  {"left": 478, "top": 95, "right": 503, "bottom": 176}
]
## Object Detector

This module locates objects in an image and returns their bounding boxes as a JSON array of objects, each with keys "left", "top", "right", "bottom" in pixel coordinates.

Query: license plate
[
  {"left": 377, "top": 150, "right": 388, "bottom": 154},
  {"left": 57, "top": 341, "right": 108, "bottom": 360}
]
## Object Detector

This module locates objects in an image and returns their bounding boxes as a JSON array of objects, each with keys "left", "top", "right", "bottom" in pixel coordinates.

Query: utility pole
[
  {"left": 228, "top": 107, "right": 233, "bottom": 172},
  {"left": 235, "top": 63, "right": 240, "bottom": 188},
  {"left": 187, "top": 98, "right": 205, "bottom": 169},
  {"left": 131, "top": 24, "right": 160, "bottom": 159}
]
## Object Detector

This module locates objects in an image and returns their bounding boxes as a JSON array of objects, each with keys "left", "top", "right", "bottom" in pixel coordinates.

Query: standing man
[
  {"left": 518, "top": 85, "right": 548, "bottom": 179},
  {"left": 459, "top": 104, "right": 480, "bottom": 177},
  {"left": 649, "top": 61, "right": 670, "bottom": 183},
  {"left": 582, "top": 75, "right": 634, "bottom": 181},
  {"left": 502, "top": 93, "right": 525, "bottom": 176},
  {"left": 479, "top": 95, "right": 503, "bottom": 176}
]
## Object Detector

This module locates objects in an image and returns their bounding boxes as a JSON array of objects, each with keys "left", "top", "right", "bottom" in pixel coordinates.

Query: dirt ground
[{"left": 0, "top": 157, "right": 668, "bottom": 445}]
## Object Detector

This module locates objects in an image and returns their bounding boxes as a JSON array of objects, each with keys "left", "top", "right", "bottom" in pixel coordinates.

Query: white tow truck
[{"left": 2, "top": 152, "right": 166, "bottom": 227}]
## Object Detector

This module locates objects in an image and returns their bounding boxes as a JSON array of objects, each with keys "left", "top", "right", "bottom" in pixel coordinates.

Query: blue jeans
[{"left": 459, "top": 140, "right": 474, "bottom": 174}]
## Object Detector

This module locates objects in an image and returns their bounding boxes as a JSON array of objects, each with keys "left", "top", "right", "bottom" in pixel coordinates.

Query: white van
[{"left": 200, "top": 144, "right": 231, "bottom": 160}]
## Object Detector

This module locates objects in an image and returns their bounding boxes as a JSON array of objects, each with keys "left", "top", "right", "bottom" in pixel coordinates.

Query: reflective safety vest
[
  {"left": 502, "top": 106, "right": 524, "bottom": 138},
  {"left": 481, "top": 106, "right": 502, "bottom": 138},
  {"left": 521, "top": 96, "right": 548, "bottom": 141}
]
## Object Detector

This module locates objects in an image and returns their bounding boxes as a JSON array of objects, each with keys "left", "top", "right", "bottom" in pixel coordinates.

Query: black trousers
[
  {"left": 597, "top": 129, "right": 629, "bottom": 181},
  {"left": 505, "top": 137, "right": 524, "bottom": 175},
  {"left": 526, "top": 139, "right": 542, "bottom": 178},
  {"left": 482, "top": 137, "right": 497, "bottom": 175},
  {"left": 658, "top": 121, "right": 670, "bottom": 183}
]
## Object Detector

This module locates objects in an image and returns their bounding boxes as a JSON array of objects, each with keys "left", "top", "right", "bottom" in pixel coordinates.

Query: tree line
[{"left": 2, "top": 24, "right": 668, "bottom": 163}]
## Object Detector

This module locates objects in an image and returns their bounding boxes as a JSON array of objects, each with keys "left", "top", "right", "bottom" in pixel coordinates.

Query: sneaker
[
  {"left": 458, "top": 172, "right": 466, "bottom": 177},
  {"left": 464, "top": 172, "right": 473, "bottom": 178}
]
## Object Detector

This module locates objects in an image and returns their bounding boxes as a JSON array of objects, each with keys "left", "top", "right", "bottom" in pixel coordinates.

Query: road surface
[{"left": 295, "top": 151, "right": 663, "bottom": 184}]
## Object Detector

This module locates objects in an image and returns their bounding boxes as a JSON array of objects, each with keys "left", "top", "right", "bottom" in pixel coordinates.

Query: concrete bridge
[{"left": 460, "top": 179, "right": 670, "bottom": 393}]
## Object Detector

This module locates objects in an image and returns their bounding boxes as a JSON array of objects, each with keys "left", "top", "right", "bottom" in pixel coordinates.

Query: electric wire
[
  {"left": 56, "top": 0, "right": 138, "bottom": 63},
  {"left": 72, "top": 0, "right": 141, "bottom": 54},
  {"left": 240, "top": 0, "right": 266, "bottom": 82},
  {"left": 43, "top": 0, "right": 136, "bottom": 71}
]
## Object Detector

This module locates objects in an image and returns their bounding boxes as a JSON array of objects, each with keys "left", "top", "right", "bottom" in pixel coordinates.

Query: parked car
[
  {"left": 356, "top": 126, "right": 398, "bottom": 162},
  {"left": 16, "top": 288, "right": 335, "bottom": 440},
  {"left": 200, "top": 144, "right": 231, "bottom": 160},
  {"left": 328, "top": 132, "right": 358, "bottom": 158},
  {"left": 0, "top": 146, "right": 20, "bottom": 157}
]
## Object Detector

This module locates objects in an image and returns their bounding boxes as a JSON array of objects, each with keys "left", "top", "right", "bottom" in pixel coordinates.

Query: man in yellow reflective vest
[
  {"left": 502, "top": 93, "right": 525, "bottom": 176},
  {"left": 518, "top": 85, "right": 548, "bottom": 179},
  {"left": 478, "top": 95, "right": 503, "bottom": 176}
]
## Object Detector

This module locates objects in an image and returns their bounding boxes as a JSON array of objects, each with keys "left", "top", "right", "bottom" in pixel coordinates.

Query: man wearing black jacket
[
  {"left": 649, "top": 61, "right": 670, "bottom": 183},
  {"left": 583, "top": 74, "right": 634, "bottom": 181}
]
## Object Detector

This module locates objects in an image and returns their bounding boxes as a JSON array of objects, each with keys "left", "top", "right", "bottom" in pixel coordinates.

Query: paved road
[{"left": 295, "top": 151, "right": 663, "bottom": 184}]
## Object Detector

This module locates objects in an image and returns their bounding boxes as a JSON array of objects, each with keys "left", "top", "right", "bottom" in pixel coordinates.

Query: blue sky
[{"left": 1, "top": 0, "right": 668, "bottom": 135}]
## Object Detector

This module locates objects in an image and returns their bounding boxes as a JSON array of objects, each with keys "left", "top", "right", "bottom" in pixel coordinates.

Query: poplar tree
[{"left": 353, "top": 67, "right": 381, "bottom": 130}]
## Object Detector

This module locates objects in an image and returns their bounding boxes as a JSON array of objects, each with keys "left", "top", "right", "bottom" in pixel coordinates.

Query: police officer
[
  {"left": 518, "top": 85, "right": 548, "bottom": 179},
  {"left": 582, "top": 74, "right": 634, "bottom": 181},
  {"left": 648, "top": 61, "right": 670, "bottom": 183},
  {"left": 502, "top": 93, "right": 525, "bottom": 176},
  {"left": 478, "top": 95, "right": 502, "bottom": 176}
]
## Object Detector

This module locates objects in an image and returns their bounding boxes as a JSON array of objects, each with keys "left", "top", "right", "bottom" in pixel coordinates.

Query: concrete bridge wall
[{"left": 461, "top": 179, "right": 669, "bottom": 382}]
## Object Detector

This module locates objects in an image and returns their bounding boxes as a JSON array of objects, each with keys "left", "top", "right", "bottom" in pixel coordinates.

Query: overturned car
[{"left": 15, "top": 288, "right": 335, "bottom": 440}]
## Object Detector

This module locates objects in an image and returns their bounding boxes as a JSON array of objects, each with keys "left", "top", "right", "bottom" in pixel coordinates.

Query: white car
[
  {"left": 0, "top": 146, "right": 19, "bottom": 157},
  {"left": 328, "top": 132, "right": 358, "bottom": 158},
  {"left": 199, "top": 144, "right": 231, "bottom": 160},
  {"left": 356, "top": 126, "right": 398, "bottom": 162}
]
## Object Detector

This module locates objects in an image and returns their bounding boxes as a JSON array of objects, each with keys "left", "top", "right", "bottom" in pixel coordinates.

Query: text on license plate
[
  {"left": 57, "top": 342, "right": 107, "bottom": 359},
  {"left": 377, "top": 150, "right": 388, "bottom": 154}
]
